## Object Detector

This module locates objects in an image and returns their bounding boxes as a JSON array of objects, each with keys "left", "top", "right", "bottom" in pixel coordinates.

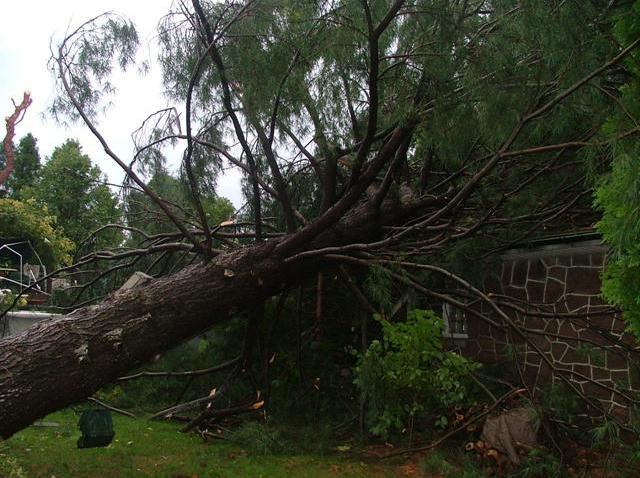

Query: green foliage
[
  {"left": 592, "top": 419, "right": 622, "bottom": 449},
  {"left": 0, "top": 290, "right": 28, "bottom": 308},
  {"left": 354, "top": 309, "right": 479, "bottom": 438},
  {"left": 21, "top": 139, "right": 122, "bottom": 252},
  {"left": 49, "top": 14, "right": 140, "bottom": 124},
  {"left": 125, "top": 168, "right": 234, "bottom": 238},
  {"left": 574, "top": 343, "right": 606, "bottom": 367},
  {"left": 203, "top": 194, "right": 234, "bottom": 224},
  {"left": 0, "top": 198, "right": 74, "bottom": 268},
  {"left": 32, "top": 1, "right": 640, "bottom": 464},
  {"left": 4, "top": 133, "right": 41, "bottom": 197},
  {"left": 627, "top": 433, "right": 640, "bottom": 472},
  {"left": 420, "top": 449, "right": 482, "bottom": 478},
  {"left": 0, "top": 455, "right": 27, "bottom": 478},
  {"left": 420, "top": 450, "right": 456, "bottom": 477},
  {"left": 125, "top": 170, "right": 184, "bottom": 236},
  {"left": 595, "top": 1, "right": 640, "bottom": 337},
  {"left": 227, "top": 421, "right": 285, "bottom": 455},
  {"left": 542, "top": 382, "right": 582, "bottom": 429},
  {"left": 363, "top": 266, "right": 394, "bottom": 312},
  {"left": 512, "top": 449, "right": 565, "bottom": 478},
  {"left": 49, "top": 1, "right": 625, "bottom": 260},
  {"left": 419, "top": 445, "right": 492, "bottom": 478},
  {"left": 596, "top": 135, "right": 640, "bottom": 335},
  {"left": 153, "top": 0, "right": 618, "bottom": 234},
  {"left": 99, "top": 319, "right": 246, "bottom": 410}
]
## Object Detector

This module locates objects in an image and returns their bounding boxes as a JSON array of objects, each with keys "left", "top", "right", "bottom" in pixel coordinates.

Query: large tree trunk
[{"left": 0, "top": 192, "right": 432, "bottom": 438}]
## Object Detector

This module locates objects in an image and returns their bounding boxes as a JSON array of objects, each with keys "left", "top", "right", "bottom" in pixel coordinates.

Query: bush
[{"left": 354, "top": 309, "right": 480, "bottom": 438}]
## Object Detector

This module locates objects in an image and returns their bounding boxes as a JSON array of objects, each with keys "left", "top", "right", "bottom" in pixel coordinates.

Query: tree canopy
[
  {"left": 596, "top": 0, "right": 640, "bottom": 336},
  {"left": 21, "top": 139, "right": 122, "bottom": 252},
  {"left": 47, "top": 0, "right": 629, "bottom": 265},
  {"left": 0, "top": 198, "right": 73, "bottom": 268}
]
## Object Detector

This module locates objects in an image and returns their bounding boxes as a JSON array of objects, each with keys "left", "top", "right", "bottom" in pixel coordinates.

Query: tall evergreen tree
[
  {"left": 23, "top": 139, "right": 122, "bottom": 251},
  {"left": 596, "top": 0, "right": 640, "bottom": 336},
  {"left": 5, "top": 133, "right": 41, "bottom": 198}
]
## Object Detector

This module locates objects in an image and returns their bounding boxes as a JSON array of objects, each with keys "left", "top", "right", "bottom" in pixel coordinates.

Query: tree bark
[{"left": 0, "top": 191, "right": 436, "bottom": 438}]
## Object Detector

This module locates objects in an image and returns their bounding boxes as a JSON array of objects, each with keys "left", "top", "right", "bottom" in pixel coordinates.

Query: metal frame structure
[{"left": 0, "top": 240, "right": 48, "bottom": 294}]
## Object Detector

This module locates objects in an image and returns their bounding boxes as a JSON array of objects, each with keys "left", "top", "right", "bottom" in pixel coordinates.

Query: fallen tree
[
  {"left": 1, "top": 0, "right": 639, "bottom": 439},
  {"left": 0, "top": 191, "right": 433, "bottom": 438}
]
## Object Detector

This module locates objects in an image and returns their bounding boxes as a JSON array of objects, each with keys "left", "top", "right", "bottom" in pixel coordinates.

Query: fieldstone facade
[{"left": 455, "top": 239, "right": 640, "bottom": 422}]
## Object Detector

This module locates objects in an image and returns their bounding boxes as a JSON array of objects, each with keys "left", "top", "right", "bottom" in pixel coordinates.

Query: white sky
[{"left": 0, "top": 0, "right": 243, "bottom": 206}]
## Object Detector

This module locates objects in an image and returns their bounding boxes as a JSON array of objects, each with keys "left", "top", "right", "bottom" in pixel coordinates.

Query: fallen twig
[
  {"left": 88, "top": 397, "right": 136, "bottom": 418},
  {"left": 1, "top": 92, "right": 32, "bottom": 185},
  {"left": 117, "top": 356, "right": 240, "bottom": 381}
]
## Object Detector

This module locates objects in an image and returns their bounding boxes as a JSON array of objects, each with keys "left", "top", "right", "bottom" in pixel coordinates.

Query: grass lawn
[{"left": 0, "top": 410, "right": 408, "bottom": 478}]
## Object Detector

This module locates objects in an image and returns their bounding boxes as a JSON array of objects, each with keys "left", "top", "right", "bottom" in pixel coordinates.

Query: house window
[{"left": 442, "top": 303, "right": 469, "bottom": 339}]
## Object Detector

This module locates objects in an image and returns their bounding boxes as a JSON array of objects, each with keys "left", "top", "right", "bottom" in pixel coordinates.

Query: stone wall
[{"left": 459, "top": 239, "right": 640, "bottom": 421}]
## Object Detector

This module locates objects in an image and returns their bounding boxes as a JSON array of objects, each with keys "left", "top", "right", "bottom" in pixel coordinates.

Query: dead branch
[
  {"left": 87, "top": 397, "right": 136, "bottom": 418},
  {"left": 1, "top": 92, "right": 32, "bottom": 185},
  {"left": 117, "top": 356, "right": 240, "bottom": 381}
]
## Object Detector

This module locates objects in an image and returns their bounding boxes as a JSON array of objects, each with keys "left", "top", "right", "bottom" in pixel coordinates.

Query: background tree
[
  {"left": 0, "top": 198, "right": 73, "bottom": 269},
  {"left": 596, "top": 0, "right": 640, "bottom": 337},
  {"left": 121, "top": 166, "right": 234, "bottom": 279},
  {"left": 22, "top": 139, "right": 122, "bottom": 252},
  {"left": 5, "top": 133, "right": 41, "bottom": 198},
  {"left": 125, "top": 167, "right": 234, "bottom": 237}
]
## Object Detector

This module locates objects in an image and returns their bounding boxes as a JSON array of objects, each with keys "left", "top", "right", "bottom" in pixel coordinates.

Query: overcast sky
[{"left": 0, "top": 0, "right": 243, "bottom": 206}]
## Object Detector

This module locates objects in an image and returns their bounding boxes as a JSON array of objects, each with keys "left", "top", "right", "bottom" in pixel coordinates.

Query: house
[{"left": 444, "top": 233, "right": 639, "bottom": 424}]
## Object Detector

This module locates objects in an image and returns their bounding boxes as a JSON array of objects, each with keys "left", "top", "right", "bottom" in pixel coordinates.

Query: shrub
[{"left": 354, "top": 309, "right": 480, "bottom": 438}]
